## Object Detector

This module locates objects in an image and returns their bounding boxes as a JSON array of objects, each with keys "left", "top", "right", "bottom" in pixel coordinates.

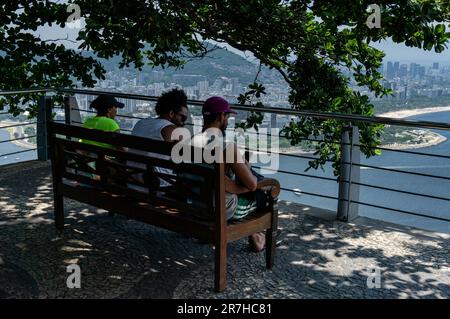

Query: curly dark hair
[{"left": 155, "top": 88, "right": 188, "bottom": 116}]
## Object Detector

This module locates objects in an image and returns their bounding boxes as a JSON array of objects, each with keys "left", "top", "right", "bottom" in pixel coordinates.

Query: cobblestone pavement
[{"left": 0, "top": 161, "right": 449, "bottom": 299}]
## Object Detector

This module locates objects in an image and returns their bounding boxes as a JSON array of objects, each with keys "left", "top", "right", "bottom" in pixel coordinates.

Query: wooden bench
[{"left": 47, "top": 121, "right": 280, "bottom": 292}]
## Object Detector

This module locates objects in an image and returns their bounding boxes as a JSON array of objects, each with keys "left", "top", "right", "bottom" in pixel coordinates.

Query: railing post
[
  {"left": 337, "top": 126, "right": 360, "bottom": 222},
  {"left": 64, "top": 95, "right": 82, "bottom": 126},
  {"left": 36, "top": 95, "right": 53, "bottom": 161}
]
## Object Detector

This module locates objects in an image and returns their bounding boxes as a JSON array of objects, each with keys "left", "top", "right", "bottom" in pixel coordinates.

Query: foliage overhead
[{"left": 1, "top": 0, "right": 450, "bottom": 174}]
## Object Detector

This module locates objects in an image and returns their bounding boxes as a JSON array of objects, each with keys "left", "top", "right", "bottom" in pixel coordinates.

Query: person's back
[
  {"left": 131, "top": 117, "right": 174, "bottom": 187},
  {"left": 128, "top": 88, "right": 189, "bottom": 189},
  {"left": 82, "top": 116, "right": 120, "bottom": 148},
  {"left": 192, "top": 96, "right": 266, "bottom": 252},
  {"left": 78, "top": 94, "right": 124, "bottom": 182},
  {"left": 190, "top": 129, "right": 240, "bottom": 220},
  {"left": 132, "top": 117, "right": 172, "bottom": 140}
]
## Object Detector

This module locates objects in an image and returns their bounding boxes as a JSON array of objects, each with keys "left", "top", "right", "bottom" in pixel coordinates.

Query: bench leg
[
  {"left": 265, "top": 228, "right": 276, "bottom": 269},
  {"left": 54, "top": 194, "right": 64, "bottom": 231},
  {"left": 214, "top": 240, "right": 227, "bottom": 292},
  {"left": 266, "top": 199, "right": 278, "bottom": 269}
]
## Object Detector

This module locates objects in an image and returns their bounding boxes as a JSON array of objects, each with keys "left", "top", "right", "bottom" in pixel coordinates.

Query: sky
[
  {"left": 374, "top": 40, "right": 450, "bottom": 65},
  {"left": 36, "top": 23, "right": 450, "bottom": 66},
  {"left": 22, "top": 0, "right": 450, "bottom": 67}
]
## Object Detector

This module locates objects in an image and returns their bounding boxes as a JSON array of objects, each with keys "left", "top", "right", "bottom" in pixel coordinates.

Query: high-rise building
[
  {"left": 433, "top": 62, "right": 440, "bottom": 70},
  {"left": 230, "top": 78, "right": 240, "bottom": 95},
  {"left": 212, "top": 78, "right": 224, "bottom": 90},
  {"left": 197, "top": 80, "right": 209, "bottom": 93},
  {"left": 393, "top": 62, "right": 400, "bottom": 77},
  {"left": 387, "top": 61, "right": 394, "bottom": 79},
  {"left": 399, "top": 64, "right": 408, "bottom": 77},
  {"left": 119, "top": 98, "right": 136, "bottom": 114},
  {"left": 410, "top": 63, "right": 417, "bottom": 78},
  {"left": 418, "top": 66, "right": 426, "bottom": 77}
]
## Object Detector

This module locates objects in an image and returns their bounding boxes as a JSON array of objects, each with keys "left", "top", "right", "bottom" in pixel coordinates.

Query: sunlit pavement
[{"left": 0, "top": 161, "right": 449, "bottom": 299}]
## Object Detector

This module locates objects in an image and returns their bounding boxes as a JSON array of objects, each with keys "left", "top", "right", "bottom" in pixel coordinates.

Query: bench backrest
[{"left": 48, "top": 122, "right": 226, "bottom": 222}]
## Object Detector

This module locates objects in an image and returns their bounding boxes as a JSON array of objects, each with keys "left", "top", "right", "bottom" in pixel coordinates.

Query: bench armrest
[{"left": 256, "top": 178, "right": 280, "bottom": 199}]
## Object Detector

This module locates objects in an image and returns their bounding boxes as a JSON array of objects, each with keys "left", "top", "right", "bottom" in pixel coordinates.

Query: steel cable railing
[
  {"left": 1, "top": 88, "right": 450, "bottom": 225},
  {"left": 63, "top": 93, "right": 450, "bottom": 222}
]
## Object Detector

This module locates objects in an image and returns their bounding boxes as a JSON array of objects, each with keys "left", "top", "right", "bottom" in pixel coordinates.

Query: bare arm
[
  {"left": 224, "top": 175, "right": 253, "bottom": 194},
  {"left": 161, "top": 125, "right": 183, "bottom": 142},
  {"left": 227, "top": 143, "right": 257, "bottom": 193}
]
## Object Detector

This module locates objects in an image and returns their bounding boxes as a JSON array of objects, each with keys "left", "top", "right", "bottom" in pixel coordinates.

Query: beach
[
  {"left": 276, "top": 105, "right": 450, "bottom": 153},
  {"left": 382, "top": 131, "right": 448, "bottom": 150},
  {"left": 376, "top": 106, "right": 450, "bottom": 150},
  {"left": 0, "top": 121, "right": 36, "bottom": 149},
  {"left": 378, "top": 106, "right": 450, "bottom": 119}
]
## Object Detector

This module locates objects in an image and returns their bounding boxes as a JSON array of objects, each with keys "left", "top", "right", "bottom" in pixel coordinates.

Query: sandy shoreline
[
  {"left": 382, "top": 132, "right": 448, "bottom": 150},
  {"left": 375, "top": 106, "right": 450, "bottom": 150},
  {"left": 0, "top": 121, "right": 36, "bottom": 149},
  {"left": 272, "top": 106, "right": 450, "bottom": 154},
  {"left": 377, "top": 106, "right": 450, "bottom": 119}
]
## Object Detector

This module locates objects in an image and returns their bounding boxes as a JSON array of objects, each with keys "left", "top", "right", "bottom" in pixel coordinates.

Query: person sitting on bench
[
  {"left": 131, "top": 88, "right": 188, "bottom": 188},
  {"left": 80, "top": 94, "right": 124, "bottom": 146},
  {"left": 191, "top": 96, "right": 267, "bottom": 252}
]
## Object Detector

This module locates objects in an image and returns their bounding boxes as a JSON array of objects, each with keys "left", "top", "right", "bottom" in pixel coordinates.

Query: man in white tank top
[{"left": 131, "top": 88, "right": 188, "bottom": 187}]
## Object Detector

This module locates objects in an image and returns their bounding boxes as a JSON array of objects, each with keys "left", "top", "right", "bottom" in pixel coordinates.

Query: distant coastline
[
  {"left": 0, "top": 121, "right": 35, "bottom": 149},
  {"left": 377, "top": 106, "right": 449, "bottom": 150},
  {"left": 378, "top": 106, "right": 450, "bottom": 119},
  {"left": 277, "top": 106, "right": 450, "bottom": 154},
  {"left": 382, "top": 131, "right": 447, "bottom": 150}
]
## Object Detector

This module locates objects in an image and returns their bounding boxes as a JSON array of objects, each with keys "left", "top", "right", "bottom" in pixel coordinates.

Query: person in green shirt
[
  {"left": 79, "top": 94, "right": 125, "bottom": 182},
  {"left": 81, "top": 94, "right": 124, "bottom": 148}
]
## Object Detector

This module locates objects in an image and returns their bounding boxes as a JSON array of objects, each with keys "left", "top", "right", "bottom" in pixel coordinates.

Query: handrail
[
  {"left": 0, "top": 88, "right": 53, "bottom": 96},
  {"left": 1, "top": 87, "right": 450, "bottom": 131},
  {"left": 56, "top": 87, "right": 450, "bottom": 131},
  {"left": 57, "top": 88, "right": 161, "bottom": 103}
]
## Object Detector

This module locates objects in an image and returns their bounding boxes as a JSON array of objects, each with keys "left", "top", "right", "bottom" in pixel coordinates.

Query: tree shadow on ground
[{"left": 0, "top": 161, "right": 449, "bottom": 298}]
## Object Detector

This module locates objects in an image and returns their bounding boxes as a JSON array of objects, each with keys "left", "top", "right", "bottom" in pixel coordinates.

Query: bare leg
[{"left": 249, "top": 231, "right": 265, "bottom": 252}]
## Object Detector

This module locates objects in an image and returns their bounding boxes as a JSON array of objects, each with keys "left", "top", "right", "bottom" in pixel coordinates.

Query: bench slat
[
  {"left": 53, "top": 136, "right": 214, "bottom": 175},
  {"left": 226, "top": 212, "right": 272, "bottom": 242},
  {"left": 59, "top": 183, "right": 216, "bottom": 241},
  {"left": 50, "top": 122, "right": 174, "bottom": 155},
  {"left": 61, "top": 171, "right": 210, "bottom": 217}
]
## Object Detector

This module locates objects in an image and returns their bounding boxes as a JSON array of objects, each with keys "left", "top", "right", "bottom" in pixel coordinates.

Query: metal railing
[
  {"left": 0, "top": 100, "right": 40, "bottom": 163},
  {"left": 1, "top": 88, "right": 450, "bottom": 228}
]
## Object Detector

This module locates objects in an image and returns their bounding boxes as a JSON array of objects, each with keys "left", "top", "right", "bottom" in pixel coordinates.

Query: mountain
[{"left": 82, "top": 45, "right": 281, "bottom": 86}]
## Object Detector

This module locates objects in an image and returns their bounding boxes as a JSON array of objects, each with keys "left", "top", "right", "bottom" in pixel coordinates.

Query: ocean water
[
  {"left": 0, "top": 129, "right": 37, "bottom": 166},
  {"left": 273, "top": 111, "right": 450, "bottom": 234}
]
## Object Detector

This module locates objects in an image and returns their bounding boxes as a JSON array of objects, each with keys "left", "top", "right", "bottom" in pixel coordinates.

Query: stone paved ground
[{"left": 0, "top": 161, "right": 449, "bottom": 299}]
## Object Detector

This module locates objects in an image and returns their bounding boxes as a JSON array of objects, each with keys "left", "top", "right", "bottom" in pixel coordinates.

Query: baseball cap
[
  {"left": 90, "top": 94, "right": 125, "bottom": 110},
  {"left": 202, "top": 96, "right": 237, "bottom": 115}
]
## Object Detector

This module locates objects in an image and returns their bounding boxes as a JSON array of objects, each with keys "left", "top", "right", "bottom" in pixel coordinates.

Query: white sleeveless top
[
  {"left": 131, "top": 118, "right": 174, "bottom": 187},
  {"left": 132, "top": 117, "right": 173, "bottom": 141}
]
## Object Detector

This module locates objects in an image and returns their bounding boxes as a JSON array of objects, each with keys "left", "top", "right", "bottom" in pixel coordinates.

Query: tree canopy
[{"left": 1, "top": 0, "right": 450, "bottom": 173}]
